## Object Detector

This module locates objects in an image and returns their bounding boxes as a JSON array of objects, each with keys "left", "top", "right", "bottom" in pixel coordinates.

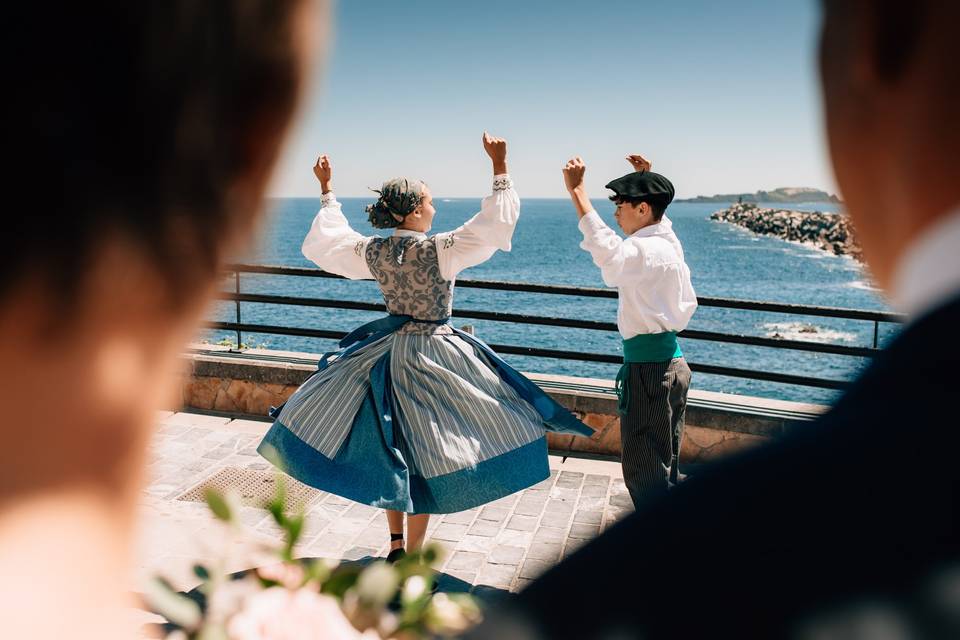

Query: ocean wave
[
  {"left": 847, "top": 279, "right": 879, "bottom": 291},
  {"left": 762, "top": 321, "right": 858, "bottom": 343},
  {"left": 778, "top": 237, "right": 844, "bottom": 258}
]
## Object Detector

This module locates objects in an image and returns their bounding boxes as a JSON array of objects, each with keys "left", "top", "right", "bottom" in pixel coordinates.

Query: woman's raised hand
[
  {"left": 482, "top": 131, "right": 508, "bottom": 175},
  {"left": 313, "top": 154, "right": 333, "bottom": 193}
]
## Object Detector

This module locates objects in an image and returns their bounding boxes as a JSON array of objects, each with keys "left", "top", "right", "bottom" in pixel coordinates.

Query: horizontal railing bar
[
  {"left": 224, "top": 263, "right": 905, "bottom": 323},
  {"left": 216, "top": 292, "right": 881, "bottom": 358},
  {"left": 209, "top": 321, "right": 346, "bottom": 342},
  {"left": 692, "top": 297, "right": 902, "bottom": 323},
  {"left": 685, "top": 363, "right": 849, "bottom": 390},
  {"left": 481, "top": 344, "right": 848, "bottom": 390},
  {"left": 205, "top": 321, "right": 850, "bottom": 390},
  {"left": 678, "top": 329, "right": 877, "bottom": 358},
  {"left": 226, "top": 263, "right": 343, "bottom": 278},
  {"left": 219, "top": 292, "right": 386, "bottom": 313}
]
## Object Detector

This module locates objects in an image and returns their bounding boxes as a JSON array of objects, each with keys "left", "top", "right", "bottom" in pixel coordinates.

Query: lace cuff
[
  {"left": 492, "top": 174, "right": 513, "bottom": 192},
  {"left": 321, "top": 191, "right": 337, "bottom": 206}
]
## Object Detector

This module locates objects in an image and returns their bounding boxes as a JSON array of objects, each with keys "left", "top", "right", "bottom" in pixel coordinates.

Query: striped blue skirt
[{"left": 258, "top": 316, "right": 592, "bottom": 514}]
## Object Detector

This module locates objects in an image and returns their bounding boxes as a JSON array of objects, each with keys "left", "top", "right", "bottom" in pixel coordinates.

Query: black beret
[{"left": 605, "top": 171, "right": 675, "bottom": 205}]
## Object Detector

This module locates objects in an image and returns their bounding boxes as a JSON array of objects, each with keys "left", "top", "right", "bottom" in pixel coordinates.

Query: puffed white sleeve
[
  {"left": 435, "top": 174, "right": 519, "bottom": 280},
  {"left": 577, "top": 210, "right": 647, "bottom": 288},
  {"left": 301, "top": 192, "right": 374, "bottom": 280}
]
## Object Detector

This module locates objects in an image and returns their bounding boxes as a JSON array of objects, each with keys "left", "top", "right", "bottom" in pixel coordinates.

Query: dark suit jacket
[{"left": 468, "top": 294, "right": 960, "bottom": 639}]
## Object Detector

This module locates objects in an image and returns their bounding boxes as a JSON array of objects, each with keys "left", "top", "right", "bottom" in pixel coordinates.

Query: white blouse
[
  {"left": 301, "top": 174, "right": 520, "bottom": 281},
  {"left": 578, "top": 210, "right": 698, "bottom": 339}
]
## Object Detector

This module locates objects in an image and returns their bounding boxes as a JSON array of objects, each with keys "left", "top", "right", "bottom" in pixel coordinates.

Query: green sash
[{"left": 615, "top": 332, "right": 683, "bottom": 415}]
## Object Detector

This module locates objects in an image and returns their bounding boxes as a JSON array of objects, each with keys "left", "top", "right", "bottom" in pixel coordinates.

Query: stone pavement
[{"left": 133, "top": 410, "right": 631, "bottom": 599}]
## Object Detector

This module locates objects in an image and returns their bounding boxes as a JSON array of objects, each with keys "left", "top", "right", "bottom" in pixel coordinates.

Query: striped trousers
[{"left": 621, "top": 357, "right": 692, "bottom": 508}]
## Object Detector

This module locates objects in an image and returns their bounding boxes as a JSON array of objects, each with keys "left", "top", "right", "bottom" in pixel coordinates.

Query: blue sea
[{"left": 205, "top": 197, "right": 895, "bottom": 406}]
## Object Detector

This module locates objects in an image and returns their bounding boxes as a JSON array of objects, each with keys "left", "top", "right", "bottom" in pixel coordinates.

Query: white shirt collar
[
  {"left": 393, "top": 228, "right": 427, "bottom": 238},
  {"left": 891, "top": 205, "right": 960, "bottom": 318},
  {"left": 630, "top": 215, "right": 674, "bottom": 239}
]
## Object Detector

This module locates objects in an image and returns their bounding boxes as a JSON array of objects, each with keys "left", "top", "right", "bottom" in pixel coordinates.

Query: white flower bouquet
[{"left": 145, "top": 471, "right": 481, "bottom": 640}]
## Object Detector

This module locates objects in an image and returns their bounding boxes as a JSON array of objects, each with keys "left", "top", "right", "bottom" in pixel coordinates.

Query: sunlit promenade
[{"left": 134, "top": 409, "right": 627, "bottom": 599}]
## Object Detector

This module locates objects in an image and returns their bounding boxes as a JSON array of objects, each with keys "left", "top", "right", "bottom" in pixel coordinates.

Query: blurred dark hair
[
  {"left": 821, "top": 0, "right": 926, "bottom": 81},
  {"left": 608, "top": 195, "right": 668, "bottom": 221},
  {"left": 5, "top": 2, "right": 306, "bottom": 308}
]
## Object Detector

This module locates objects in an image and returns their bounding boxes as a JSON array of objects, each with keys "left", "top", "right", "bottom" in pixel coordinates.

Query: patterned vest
[{"left": 365, "top": 235, "right": 454, "bottom": 334}]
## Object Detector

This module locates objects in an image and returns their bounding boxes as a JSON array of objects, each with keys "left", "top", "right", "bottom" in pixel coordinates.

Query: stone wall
[{"left": 178, "top": 348, "right": 826, "bottom": 464}]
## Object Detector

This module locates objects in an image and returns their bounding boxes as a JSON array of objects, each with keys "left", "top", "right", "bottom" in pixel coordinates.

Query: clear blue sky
[{"left": 270, "top": 0, "right": 835, "bottom": 199}]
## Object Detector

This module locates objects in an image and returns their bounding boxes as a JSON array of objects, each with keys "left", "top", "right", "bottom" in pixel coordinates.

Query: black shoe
[{"left": 386, "top": 547, "right": 406, "bottom": 564}]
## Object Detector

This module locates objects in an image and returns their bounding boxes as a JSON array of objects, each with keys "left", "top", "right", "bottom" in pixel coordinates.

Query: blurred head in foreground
[
  {"left": 1, "top": 1, "right": 324, "bottom": 637},
  {"left": 819, "top": 0, "right": 960, "bottom": 289},
  {"left": 465, "top": 2, "right": 960, "bottom": 639}
]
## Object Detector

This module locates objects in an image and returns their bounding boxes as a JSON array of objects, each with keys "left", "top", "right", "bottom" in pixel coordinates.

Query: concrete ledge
[
  {"left": 179, "top": 346, "right": 828, "bottom": 464},
  {"left": 526, "top": 372, "right": 824, "bottom": 438}
]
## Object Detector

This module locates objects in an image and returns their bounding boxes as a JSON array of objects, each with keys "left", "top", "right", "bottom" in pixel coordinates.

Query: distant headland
[{"left": 678, "top": 187, "right": 842, "bottom": 204}]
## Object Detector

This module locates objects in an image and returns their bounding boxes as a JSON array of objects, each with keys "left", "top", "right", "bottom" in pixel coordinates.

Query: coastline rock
[{"left": 710, "top": 203, "right": 862, "bottom": 261}]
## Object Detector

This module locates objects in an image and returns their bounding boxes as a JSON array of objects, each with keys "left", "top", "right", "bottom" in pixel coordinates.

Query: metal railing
[{"left": 205, "top": 264, "right": 906, "bottom": 391}]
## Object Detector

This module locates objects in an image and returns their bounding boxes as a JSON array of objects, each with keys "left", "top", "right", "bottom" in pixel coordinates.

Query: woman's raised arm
[
  {"left": 435, "top": 133, "right": 518, "bottom": 279},
  {"left": 301, "top": 155, "right": 374, "bottom": 280}
]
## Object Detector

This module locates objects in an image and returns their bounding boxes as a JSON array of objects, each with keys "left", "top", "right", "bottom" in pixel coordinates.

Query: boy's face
[{"left": 614, "top": 199, "right": 649, "bottom": 234}]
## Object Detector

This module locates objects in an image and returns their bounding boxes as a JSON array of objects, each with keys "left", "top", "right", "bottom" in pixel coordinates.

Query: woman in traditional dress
[{"left": 259, "top": 133, "right": 592, "bottom": 562}]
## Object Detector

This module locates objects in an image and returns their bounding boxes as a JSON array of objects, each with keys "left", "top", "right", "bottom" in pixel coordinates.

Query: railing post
[
  {"left": 235, "top": 271, "right": 242, "bottom": 351},
  {"left": 873, "top": 320, "right": 879, "bottom": 349}
]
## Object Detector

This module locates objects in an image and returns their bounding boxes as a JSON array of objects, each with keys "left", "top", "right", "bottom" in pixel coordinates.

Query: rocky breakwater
[{"left": 710, "top": 203, "right": 862, "bottom": 260}]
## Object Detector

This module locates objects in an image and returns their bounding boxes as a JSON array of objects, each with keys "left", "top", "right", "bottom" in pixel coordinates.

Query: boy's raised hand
[
  {"left": 626, "top": 154, "right": 652, "bottom": 173},
  {"left": 313, "top": 154, "right": 332, "bottom": 193},
  {"left": 563, "top": 156, "right": 586, "bottom": 192}
]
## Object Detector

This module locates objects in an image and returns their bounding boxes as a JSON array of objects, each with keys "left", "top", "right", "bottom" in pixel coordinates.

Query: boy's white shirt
[
  {"left": 301, "top": 175, "right": 518, "bottom": 281},
  {"left": 578, "top": 209, "right": 698, "bottom": 339}
]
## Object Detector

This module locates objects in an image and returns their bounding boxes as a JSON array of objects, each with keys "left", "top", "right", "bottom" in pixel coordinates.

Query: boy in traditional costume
[{"left": 562, "top": 154, "right": 697, "bottom": 506}]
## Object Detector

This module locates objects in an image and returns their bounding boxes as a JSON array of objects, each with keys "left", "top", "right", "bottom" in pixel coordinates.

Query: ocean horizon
[{"left": 205, "top": 197, "right": 894, "bottom": 406}]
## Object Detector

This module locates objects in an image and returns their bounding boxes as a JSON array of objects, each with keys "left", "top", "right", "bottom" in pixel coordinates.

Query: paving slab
[{"left": 134, "top": 410, "right": 628, "bottom": 597}]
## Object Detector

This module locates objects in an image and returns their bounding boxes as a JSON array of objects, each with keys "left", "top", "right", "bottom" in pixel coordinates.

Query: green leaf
[
  {"left": 284, "top": 514, "right": 304, "bottom": 548},
  {"left": 258, "top": 444, "right": 285, "bottom": 472},
  {"left": 268, "top": 497, "right": 285, "bottom": 526},
  {"left": 142, "top": 577, "right": 202, "bottom": 630},
  {"left": 303, "top": 558, "right": 333, "bottom": 585},
  {"left": 204, "top": 489, "right": 233, "bottom": 522},
  {"left": 196, "top": 622, "right": 229, "bottom": 640},
  {"left": 267, "top": 477, "right": 288, "bottom": 525},
  {"left": 321, "top": 564, "right": 363, "bottom": 598},
  {"left": 420, "top": 544, "right": 441, "bottom": 566}
]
